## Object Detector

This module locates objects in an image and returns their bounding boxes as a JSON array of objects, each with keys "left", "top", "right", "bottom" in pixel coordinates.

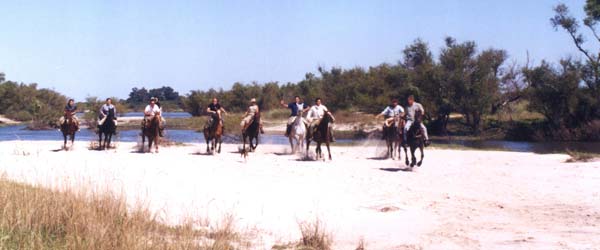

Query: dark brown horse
[
  {"left": 405, "top": 110, "right": 425, "bottom": 168},
  {"left": 242, "top": 112, "right": 260, "bottom": 154},
  {"left": 383, "top": 115, "right": 406, "bottom": 160},
  {"left": 141, "top": 115, "right": 161, "bottom": 153},
  {"left": 306, "top": 112, "right": 334, "bottom": 160},
  {"left": 60, "top": 113, "right": 78, "bottom": 150},
  {"left": 203, "top": 113, "right": 223, "bottom": 154},
  {"left": 98, "top": 108, "right": 116, "bottom": 150}
]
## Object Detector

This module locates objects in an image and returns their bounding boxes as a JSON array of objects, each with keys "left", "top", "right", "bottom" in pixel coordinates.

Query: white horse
[{"left": 288, "top": 114, "right": 306, "bottom": 153}]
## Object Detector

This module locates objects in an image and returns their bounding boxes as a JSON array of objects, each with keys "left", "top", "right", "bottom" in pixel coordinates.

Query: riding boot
[
  {"left": 260, "top": 125, "right": 265, "bottom": 134},
  {"left": 330, "top": 130, "right": 336, "bottom": 142},
  {"left": 159, "top": 128, "right": 164, "bottom": 137}
]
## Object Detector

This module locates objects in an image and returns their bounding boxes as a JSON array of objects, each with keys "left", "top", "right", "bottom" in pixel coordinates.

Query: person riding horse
[
  {"left": 403, "top": 95, "right": 430, "bottom": 146},
  {"left": 240, "top": 98, "right": 264, "bottom": 134},
  {"left": 375, "top": 99, "right": 404, "bottom": 139},
  {"left": 142, "top": 98, "right": 162, "bottom": 131},
  {"left": 280, "top": 96, "right": 310, "bottom": 137},
  {"left": 206, "top": 97, "right": 227, "bottom": 130},
  {"left": 99, "top": 98, "right": 117, "bottom": 126},
  {"left": 306, "top": 98, "right": 335, "bottom": 142},
  {"left": 154, "top": 97, "right": 166, "bottom": 137},
  {"left": 59, "top": 99, "right": 79, "bottom": 130}
]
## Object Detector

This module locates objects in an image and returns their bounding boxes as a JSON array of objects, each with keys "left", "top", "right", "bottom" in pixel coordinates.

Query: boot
[
  {"left": 260, "top": 126, "right": 265, "bottom": 134},
  {"left": 285, "top": 125, "right": 291, "bottom": 137},
  {"left": 330, "top": 130, "right": 336, "bottom": 142},
  {"left": 159, "top": 128, "right": 164, "bottom": 137},
  {"left": 381, "top": 125, "right": 386, "bottom": 140}
]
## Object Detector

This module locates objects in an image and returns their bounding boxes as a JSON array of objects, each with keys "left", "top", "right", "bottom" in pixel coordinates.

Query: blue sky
[{"left": 0, "top": 0, "right": 594, "bottom": 100}]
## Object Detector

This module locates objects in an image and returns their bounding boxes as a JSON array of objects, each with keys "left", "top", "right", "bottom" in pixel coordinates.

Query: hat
[{"left": 250, "top": 98, "right": 257, "bottom": 103}]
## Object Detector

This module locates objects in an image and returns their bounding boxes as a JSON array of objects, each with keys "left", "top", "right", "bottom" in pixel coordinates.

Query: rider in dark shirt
[{"left": 206, "top": 98, "right": 227, "bottom": 128}]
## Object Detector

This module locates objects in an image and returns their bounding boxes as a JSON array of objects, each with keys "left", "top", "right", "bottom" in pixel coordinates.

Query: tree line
[{"left": 1, "top": 2, "right": 599, "bottom": 140}]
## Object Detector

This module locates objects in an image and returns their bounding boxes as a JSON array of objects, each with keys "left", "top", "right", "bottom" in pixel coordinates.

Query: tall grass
[
  {"left": 297, "top": 219, "right": 333, "bottom": 250},
  {"left": 0, "top": 177, "right": 246, "bottom": 250}
]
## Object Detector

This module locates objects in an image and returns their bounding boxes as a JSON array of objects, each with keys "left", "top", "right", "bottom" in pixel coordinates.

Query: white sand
[{"left": 0, "top": 140, "right": 599, "bottom": 249}]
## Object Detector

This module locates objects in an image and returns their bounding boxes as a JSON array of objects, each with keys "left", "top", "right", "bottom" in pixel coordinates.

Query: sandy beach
[{"left": 0, "top": 140, "right": 599, "bottom": 249}]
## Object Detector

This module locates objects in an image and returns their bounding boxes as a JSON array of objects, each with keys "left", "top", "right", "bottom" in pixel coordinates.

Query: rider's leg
[
  {"left": 421, "top": 123, "right": 430, "bottom": 146},
  {"left": 403, "top": 120, "right": 413, "bottom": 144},
  {"left": 285, "top": 116, "right": 295, "bottom": 136},
  {"left": 259, "top": 119, "right": 264, "bottom": 134},
  {"left": 329, "top": 123, "right": 336, "bottom": 142}
]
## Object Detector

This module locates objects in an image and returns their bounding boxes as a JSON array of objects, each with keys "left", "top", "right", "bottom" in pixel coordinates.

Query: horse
[
  {"left": 405, "top": 110, "right": 425, "bottom": 168},
  {"left": 306, "top": 112, "right": 333, "bottom": 160},
  {"left": 288, "top": 114, "right": 306, "bottom": 154},
  {"left": 203, "top": 113, "right": 223, "bottom": 154},
  {"left": 98, "top": 108, "right": 116, "bottom": 150},
  {"left": 60, "top": 113, "right": 78, "bottom": 150},
  {"left": 242, "top": 112, "right": 260, "bottom": 154},
  {"left": 141, "top": 114, "right": 161, "bottom": 153},
  {"left": 382, "top": 115, "right": 406, "bottom": 160}
]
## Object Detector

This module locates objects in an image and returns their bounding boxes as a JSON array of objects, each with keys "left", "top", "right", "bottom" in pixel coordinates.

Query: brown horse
[
  {"left": 141, "top": 115, "right": 161, "bottom": 153},
  {"left": 306, "top": 112, "right": 334, "bottom": 160},
  {"left": 242, "top": 112, "right": 260, "bottom": 154},
  {"left": 405, "top": 110, "right": 425, "bottom": 168},
  {"left": 60, "top": 113, "right": 78, "bottom": 150},
  {"left": 383, "top": 115, "right": 406, "bottom": 160},
  {"left": 203, "top": 113, "right": 223, "bottom": 154}
]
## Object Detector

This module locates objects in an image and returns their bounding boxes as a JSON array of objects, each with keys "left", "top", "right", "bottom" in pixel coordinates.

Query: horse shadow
[
  {"left": 368, "top": 156, "right": 390, "bottom": 161},
  {"left": 379, "top": 167, "right": 413, "bottom": 172}
]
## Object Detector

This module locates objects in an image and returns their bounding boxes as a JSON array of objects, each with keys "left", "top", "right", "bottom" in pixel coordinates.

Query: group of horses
[
  {"left": 382, "top": 110, "right": 426, "bottom": 168},
  {"left": 60, "top": 109, "right": 161, "bottom": 153},
  {"left": 59, "top": 110, "right": 425, "bottom": 167}
]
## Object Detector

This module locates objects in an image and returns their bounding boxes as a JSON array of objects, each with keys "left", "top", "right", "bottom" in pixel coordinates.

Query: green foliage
[
  {"left": 0, "top": 81, "right": 66, "bottom": 128},
  {"left": 127, "top": 86, "right": 180, "bottom": 105}
]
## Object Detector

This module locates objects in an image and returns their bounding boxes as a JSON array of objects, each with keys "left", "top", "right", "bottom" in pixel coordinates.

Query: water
[
  {"left": 1, "top": 110, "right": 599, "bottom": 153},
  {"left": 121, "top": 112, "right": 192, "bottom": 118}
]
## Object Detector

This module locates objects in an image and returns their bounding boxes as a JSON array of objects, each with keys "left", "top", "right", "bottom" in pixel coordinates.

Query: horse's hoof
[{"left": 417, "top": 162, "right": 422, "bottom": 167}]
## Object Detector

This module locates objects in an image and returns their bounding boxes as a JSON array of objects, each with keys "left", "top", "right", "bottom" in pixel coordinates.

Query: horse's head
[{"left": 414, "top": 110, "right": 423, "bottom": 123}]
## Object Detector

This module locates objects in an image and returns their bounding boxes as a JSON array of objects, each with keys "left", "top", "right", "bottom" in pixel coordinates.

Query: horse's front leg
[
  {"left": 98, "top": 133, "right": 103, "bottom": 150},
  {"left": 326, "top": 142, "right": 331, "bottom": 160},
  {"left": 217, "top": 137, "right": 222, "bottom": 153},
  {"left": 417, "top": 145, "right": 424, "bottom": 167},
  {"left": 154, "top": 135, "right": 160, "bottom": 153},
  {"left": 289, "top": 136, "right": 295, "bottom": 153},
  {"left": 141, "top": 135, "right": 146, "bottom": 153},
  {"left": 404, "top": 145, "right": 409, "bottom": 166},
  {"left": 410, "top": 147, "right": 417, "bottom": 168},
  {"left": 71, "top": 133, "right": 75, "bottom": 148},
  {"left": 63, "top": 134, "right": 67, "bottom": 150}
]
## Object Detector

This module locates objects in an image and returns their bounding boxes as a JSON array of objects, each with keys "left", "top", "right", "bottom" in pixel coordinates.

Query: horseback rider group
[
  {"left": 58, "top": 94, "right": 431, "bottom": 150},
  {"left": 376, "top": 95, "right": 430, "bottom": 146}
]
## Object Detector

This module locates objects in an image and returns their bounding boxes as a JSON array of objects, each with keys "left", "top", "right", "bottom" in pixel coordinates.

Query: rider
[
  {"left": 60, "top": 99, "right": 80, "bottom": 129},
  {"left": 206, "top": 97, "right": 227, "bottom": 129},
  {"left": 403, "top": 95, "right": 430, "bottom": 146},
  {"left": 280, "top": 96, "right": 310, "bottom": 137},
  {"left": 375, "top": 98, "right": 404, "bottom": 139},
  {"left": 143, "top": 97, "right": 162, "bottom": 134},
  {"left": 240, "top": 98, "right": 264, "bottom": 134},
  {"left": 99, "top": 98, "right": 117, "bottom": 126},
  {"left": 154, "top": 97, "right": 166, "bottom": 137},
  {"left": 306, "top": 97, "right": 335, "bottom": 142}
]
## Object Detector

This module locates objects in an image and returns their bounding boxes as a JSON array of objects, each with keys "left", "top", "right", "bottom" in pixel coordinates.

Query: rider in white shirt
[
  {"left": 307, "top": 97, "right": 336, "bottom": 141},
  {"left": 376, "top": 99, "right": 404, "bottom": 139},
  {"left": 143, "top": 97, "right": 164, "bottom": 136}
]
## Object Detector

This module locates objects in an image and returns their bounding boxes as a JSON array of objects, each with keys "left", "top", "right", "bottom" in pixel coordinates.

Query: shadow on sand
[{"left": 379, "top": 167, "right": 413, "bottom": 172}]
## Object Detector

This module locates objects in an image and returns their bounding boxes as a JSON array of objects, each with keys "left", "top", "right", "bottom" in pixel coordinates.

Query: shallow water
[{"left": 2, "top": 111, "right": 600, "bottom": 154}]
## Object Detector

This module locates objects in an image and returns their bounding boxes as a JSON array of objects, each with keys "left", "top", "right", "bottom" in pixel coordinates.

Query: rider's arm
[
  {"left": 206, "top": 107, "right": 214, "bottom": 114},
  {"left": 280, "top": 100, "right": 289, "bottom": 108}
]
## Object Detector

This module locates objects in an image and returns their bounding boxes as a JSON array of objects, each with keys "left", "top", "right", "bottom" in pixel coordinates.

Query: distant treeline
[
  {"left": 0, "top": 81, "right": 66, "bottom": 129},
  {"left": 1, "top": 2, "right": 598, "bottom": 140}
]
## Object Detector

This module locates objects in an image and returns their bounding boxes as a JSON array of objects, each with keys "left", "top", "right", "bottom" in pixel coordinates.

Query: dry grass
[
  {"left": 297, "top": 219, "right": 333, "bottom": 250},
  {"left": 565, "top": 150, "right": 599, "bottom": 163},
  {"left": 0, "top": 176, "right": 247, "bottom": 250}
]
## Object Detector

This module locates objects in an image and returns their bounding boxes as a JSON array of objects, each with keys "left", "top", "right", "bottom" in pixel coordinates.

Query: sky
[{"left": 0, "top": 0, "right": 595, "bottom": 100}]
